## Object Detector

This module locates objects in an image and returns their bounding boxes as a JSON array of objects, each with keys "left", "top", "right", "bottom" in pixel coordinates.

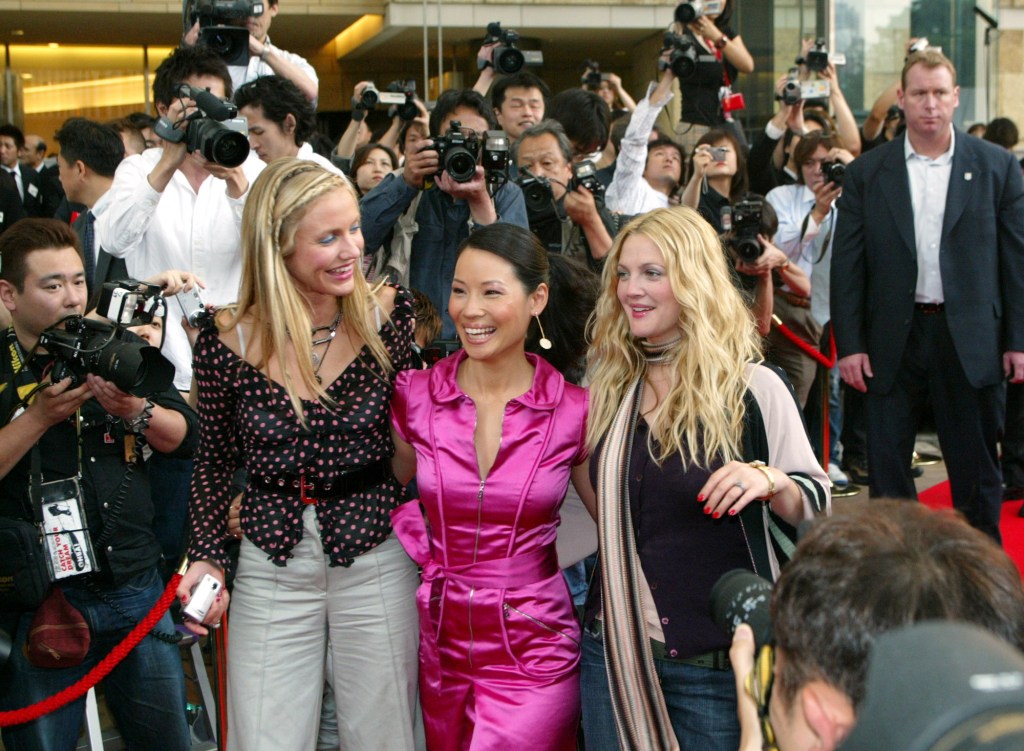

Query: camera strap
[
  {"left": 799, "top": 205, "right": 834, "bottom": 265},
  {"left": 1, "top": 327, "right": 42, "bottom": 424}
]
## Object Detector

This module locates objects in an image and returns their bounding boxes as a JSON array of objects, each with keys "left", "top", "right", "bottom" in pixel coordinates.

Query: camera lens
[
  {"left": 674, "top": 2, "right": 701, "bottom": 24},
  {"left": 95, "top": 341, "right": 175, "bottom": 397},
  {"left": 191, "top": 119, "right": 250, "bottom": 168},
  {"left": 734, "top": 236, "right": 764, "bottom": 263},
  {"left": 445, "top": 147, "right": 478, "bottom": 183},
  {"left": 670, "top": 45, "right": 699, "bottom": 79},
  {"left": 494, "top": 46, "right": 525, "bottom": 75},
  {"left": 522, "top": 178, "right": 554, "bottom": 213}
]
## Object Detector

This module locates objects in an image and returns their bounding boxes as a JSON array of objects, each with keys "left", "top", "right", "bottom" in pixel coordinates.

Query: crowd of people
[{"left": 1, "top": 0, "right": 1024, "bottom": 749}]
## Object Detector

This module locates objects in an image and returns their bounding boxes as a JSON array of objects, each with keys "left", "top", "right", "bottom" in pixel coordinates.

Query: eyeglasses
[{"left": 744, "top": 643, "right": 780, "bottom": 751}]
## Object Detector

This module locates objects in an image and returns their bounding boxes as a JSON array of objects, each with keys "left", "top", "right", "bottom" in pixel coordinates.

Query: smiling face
[
  {"left": 615, "top": 233, "right": 681, "bottom": 345},
  {"left": 240, "top": 103, "right": 298, "bottom": 162},
  {"left": 284, "top": 187, "right": 363, "bottom": 301},
  {"left": 449, "top": 247, "right": 546, "bottom": 362},
  {"left": 354, "top": 147, "right": 394, "bottom": 195},
  {"left": 495, "top": 86, "right": 546, "bottom": 142}
]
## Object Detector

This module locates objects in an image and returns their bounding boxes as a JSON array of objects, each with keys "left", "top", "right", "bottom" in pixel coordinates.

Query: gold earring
[{"left": 535, "top": 314, "right": 552, "bottom": 350}]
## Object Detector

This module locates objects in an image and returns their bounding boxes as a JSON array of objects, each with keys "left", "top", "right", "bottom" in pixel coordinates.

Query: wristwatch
[
  {"left": 715, "top": 35, "right": 730, "bottom": 50},
  {"left": 123, "top": 399, "right": 154, "bottom": 434}
]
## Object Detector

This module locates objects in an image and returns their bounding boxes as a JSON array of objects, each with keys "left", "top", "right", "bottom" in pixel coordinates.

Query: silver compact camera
[
  {"left": 176, "top": 287, "right": 214, "bottom": 330},
  {"left": 183, "top": 573, "right": 221, "bottom": 623}
]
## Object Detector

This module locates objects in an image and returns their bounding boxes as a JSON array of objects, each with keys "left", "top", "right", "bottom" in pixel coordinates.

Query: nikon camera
[
  {"left": 430, "top": 121, "right": 509, "bottom": 184},
  {"left": 154, "top": 83, "right": 250, "bottom": 168}
]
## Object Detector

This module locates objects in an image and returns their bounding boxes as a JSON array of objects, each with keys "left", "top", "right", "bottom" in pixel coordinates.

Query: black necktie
[{"left": 82, "top": 210, "right": 96, "bottom": 293}]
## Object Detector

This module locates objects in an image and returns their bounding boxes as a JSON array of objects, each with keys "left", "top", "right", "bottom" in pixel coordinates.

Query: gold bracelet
[{"left": 749, "top": 460, "right": 775, "bottom": 498}]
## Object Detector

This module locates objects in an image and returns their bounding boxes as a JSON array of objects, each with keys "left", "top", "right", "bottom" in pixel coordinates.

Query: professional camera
[
  {"left": 37, "top": 281, "right": 175, "bottom": 397},
  {"left": 153, "top": 83, "right": 250, "bottom": 168},
  {"left": 710, "top": 569, "right": 774, "bottom": 649},
  {"left": 803, "top": 38, "right": 831, "bottom": 73},
  {"left": 662, "top": 33, "right": 700, "bottom": 79},
  {"left": 728, "top": 196, "right": 765, "bottom": 263},
  {"left": 581, "top": 60, "right": 604, "bottom": 90},
  {"left": 779, "top": 68, "right": 802, "bottom": 106},
  {"left": 385, "top": 80, "right": 419, "bottom": 121},
  {"left": 568, "top": 159, "right": 604, "bottom": 198},
  {"left": 674, "top": 0, "right": 724, "bottom": 25},
  {"left": 481, "top": 22, "right": 543, "bottom": 75},
  {"left": 519, "top": 172, "right": 555, "bottom": 215},
  {"left": 821, "top": 160, "right": 845, "bottom": 186},
  {"left": 188, "top": 0, "right": 264, "bottom": 66},
  {"left": 430, "top": 122, "right": 509, "bottom": 184}
]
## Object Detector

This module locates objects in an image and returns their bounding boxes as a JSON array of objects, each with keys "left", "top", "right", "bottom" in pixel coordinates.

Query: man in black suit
[
  {"left": 22, "top": 134, "right": 65, "bottom": 217},
  {"left": 53, "top": 118, "right": 128, "bottom": 298},
  {"left": 831, "top": 49, "right": 1024, "bottom": 542},
  {"left": 0, "top": 124, "right": 46, "bottom": 218}
]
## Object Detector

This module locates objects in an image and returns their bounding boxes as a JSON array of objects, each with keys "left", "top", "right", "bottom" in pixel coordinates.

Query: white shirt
[
  {"left": 905, "top": 126, "right": 955, "bottom": 304},
  {"left": 766, "top": 183, "right": 835, "bottom": 326},
  {"left": 296, "top": 142, "right": 344, "bottom": 176},
  {"left": 606, "top": 83, "right": 673, "bottom": 216},
  {"left": 229, "top": 38, "right": 318, "bottom": 104},
  {"left": 97, "top": 148, "right": 265, "bottom": 389}
]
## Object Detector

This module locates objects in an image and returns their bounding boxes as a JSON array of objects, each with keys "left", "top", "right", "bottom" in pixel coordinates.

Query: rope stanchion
[
  {"left": 0, "top": 572, "right": 182, "bottom": 727},
  {"left": 771, "top": 315, "right": 837, "bottom": 369}
]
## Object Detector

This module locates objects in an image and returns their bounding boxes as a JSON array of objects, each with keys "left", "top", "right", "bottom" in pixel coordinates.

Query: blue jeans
[
  {"left": 148, "top": 455, "right": 193, "bottom": 572},
  {"left": 0, "top": 568, "right": 190, "bottom": 751},
  {"left": 579, "top": 624, "right": 740, "bottom": 751}
]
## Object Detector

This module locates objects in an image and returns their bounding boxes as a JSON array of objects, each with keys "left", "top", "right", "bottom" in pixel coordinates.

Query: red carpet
[{"left": 918, "top": 482, "right": 1024, "bottom": 578}]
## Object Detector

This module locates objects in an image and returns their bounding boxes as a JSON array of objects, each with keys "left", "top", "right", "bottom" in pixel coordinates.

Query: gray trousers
[{"left": 228, "top": 507, "right": 423, "bottom": 750}]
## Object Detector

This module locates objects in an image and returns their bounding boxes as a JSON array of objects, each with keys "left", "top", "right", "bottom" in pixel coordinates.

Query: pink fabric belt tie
[{"left": 390, "top": 499, "right": 559, "bottom": 588}]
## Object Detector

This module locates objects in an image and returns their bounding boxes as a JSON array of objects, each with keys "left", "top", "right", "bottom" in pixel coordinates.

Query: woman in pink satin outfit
[{"left": 390, "top": 224, "right": 596, "bottom": 750}]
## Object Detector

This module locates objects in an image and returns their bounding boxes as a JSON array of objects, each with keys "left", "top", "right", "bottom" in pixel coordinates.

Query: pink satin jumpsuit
[{"left": 391, "top": 350, "right": 588, "bottom": 751}]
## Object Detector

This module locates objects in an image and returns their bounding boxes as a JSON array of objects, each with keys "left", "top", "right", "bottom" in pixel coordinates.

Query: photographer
[
  {"left": 0, "top": 219, "right": 199, "bottom": 750},
  {"left": 184, "top": 0, "right": 318, "bottom": 103},
  {"left": 492, "top": 72, "right": 550, "bottom": 146},
  {"left": 583, "top": 66, "right": 637, "bottom": 120},
  {"left": 515, "top": 119, "right": 615, "bottom": 266},
  {"left": 669, "top": 0, "right": 754, "bottom": 155},
  {"left": 728, "top": 501, "right": 1024, "bottom": 751},
  {"left": 359, "top": 89, "right": 528, "bottom": 338},
  {"left": 98, "top": 45, "right": 264, "bottom": 393},
  {"left": 764, "top": 130, "right": 852, "bottom": 410},
  {"left": 234, "top": 74, "right": 341, "bottom": 173}
]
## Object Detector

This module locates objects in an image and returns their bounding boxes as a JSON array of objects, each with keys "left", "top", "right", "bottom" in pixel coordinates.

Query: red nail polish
[
  {"left": 713, "top": 512, "right": 721, "bottom": 519},
  {"left": 697, "top": 494, "right": 705, "bottom": 502},
  {"left": 728, "top": 509, "right": 737, "bottom": 516},
  {"left": 704, "top": 506, "right": 712, "bottom": 515}
]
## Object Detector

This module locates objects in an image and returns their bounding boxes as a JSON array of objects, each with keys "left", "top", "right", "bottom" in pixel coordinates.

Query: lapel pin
[{"left": 964, "top": 172, "right": 973, "bottom": 181}]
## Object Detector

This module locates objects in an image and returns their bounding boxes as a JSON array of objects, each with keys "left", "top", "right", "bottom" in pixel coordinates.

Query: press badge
[{"left": 34, "top": 478, "right": 98, "bottom": 580}]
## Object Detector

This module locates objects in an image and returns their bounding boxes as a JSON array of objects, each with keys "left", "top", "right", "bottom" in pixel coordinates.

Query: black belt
[
  {"left": 251, "top": 460, "right": 392, "bottom": 505},
  {"left": 585, "top": 620, "right": 731, "bottom": 671},
  {"left": 914, "top": 302, "right": 945, "bottom": 314}
]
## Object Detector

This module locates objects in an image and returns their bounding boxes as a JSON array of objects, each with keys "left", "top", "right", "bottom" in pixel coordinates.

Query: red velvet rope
[
  {"left": 771, "top": 315, "right": 837, "bottom": 369},
  {"left": 0, "top": 573, "right": 182, "bottom": 727}
]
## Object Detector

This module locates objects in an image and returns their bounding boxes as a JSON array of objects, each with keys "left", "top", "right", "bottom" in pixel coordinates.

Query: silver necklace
[{"left": 310, "top": 311, "right": 342, "bottom": 383}]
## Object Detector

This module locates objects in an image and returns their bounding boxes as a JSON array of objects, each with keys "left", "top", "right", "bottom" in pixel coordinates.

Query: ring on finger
[{"left": 734, "top": 480, "right": 746, "bottom": 491}]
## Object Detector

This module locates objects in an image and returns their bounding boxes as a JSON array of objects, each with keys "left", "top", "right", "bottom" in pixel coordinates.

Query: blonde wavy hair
[
  {"left": 586, "top": 206, "right": 762, "bottom": 467},
  {"left": 220, "top": 158, "right": 392, "bottom": 424}
]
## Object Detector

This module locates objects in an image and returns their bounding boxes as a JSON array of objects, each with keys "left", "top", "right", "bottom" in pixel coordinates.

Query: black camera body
[
  {"left": 662, "top": 33, "right": 700, "bottom": 79},
  {"left": 569, "top": 160, "right": 604, "bottom": 197},
  {"left": 729, "top": 197, "right": 765, "bottom": 263},
  {"left": 520, "top": 174, "right": 555, "bottom": 216},
  {"left": 482, "top": 22, "right": 543, "bottom": 74},
  {"left": 430, "top": 122, "right": 510, "bottom": 185},
  {"left": 385, "top": 80, "right": 419, "bottom": 121},
  {"left": 190, "top": 0, "right": 264, "bottom": 66},
  {"left": 805, "top": 38, "right": 830, "bottom": 73},
  {"left": 38, "top": 281, "right": 175, "bottom": 397},
  {"left": 582, "top": 60, "right": 603, "bottom": 90},
  {"left": 821, "top": 161, "right": 845, "bottom": 186},
  {"left": 153, "top": 83, "right": 250, "bottom": 168}
]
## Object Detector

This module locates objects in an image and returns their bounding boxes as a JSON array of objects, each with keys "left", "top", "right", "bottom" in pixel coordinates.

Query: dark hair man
[
  {"left": 97, "top": 44, "right": 264, "bottom": 393},
  {"left": 183, "top": 0, "right": 317, "bottom": 103},
  {"left": 360, "top": 88, "right": 528, "bottom": 339},
  {"left": 234, "top": 75, "right": 340, "bottom": 173},
  {"left": 491, "top": 72, "right": 550, "bottom": 144},
  {"left": 729, "top": 500, "right": 1024, "bottom": 751},
  {"left": 54, "top": 117, "right": 128, "bottom": 298},
  {"left": 0, "top": 218, "right": 199, "bottom": 751},
  {"left": 514, "top": 119, "right": 614, "bottom": 267},
  {"left": 546, "top": 88, "right": 611, "bottom": 164},
  {"left": 831, "top": 49, "right": 1024, "bottom": 542},
  {"left": 0, "top": 124, "right": 48, "bottom": 218}
]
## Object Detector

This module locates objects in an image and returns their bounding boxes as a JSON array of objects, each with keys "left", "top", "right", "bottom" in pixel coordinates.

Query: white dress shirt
[
  {"left": 229, "top": 38, "right": 318, "bottom": 104},
  {"left": 606, "top": 83, "right": 674, "bottom": 216},
  {"left": 296, "top": 142, "right": 344, "bottom": 176},
  {"left": 766, "top": 183, "right": 835, "bottom": 326},
  {"left": 905, "top": 127, "right": 954, "bottom": 304},
  {"left": 98, "top": 148, "right": 265, "bottom": 390}
]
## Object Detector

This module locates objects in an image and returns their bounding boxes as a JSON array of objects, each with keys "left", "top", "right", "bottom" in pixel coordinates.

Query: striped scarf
[{"left": 597, "top": 376, "right": 680, "bottom": 751}]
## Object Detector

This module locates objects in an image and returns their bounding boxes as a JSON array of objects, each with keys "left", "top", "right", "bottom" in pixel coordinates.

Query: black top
[
  {"left": 0, "top": 334, "right": 199, "bottom": 584},
  {"left": 679, "top": 26, "right": 739, "bottom": 127}
]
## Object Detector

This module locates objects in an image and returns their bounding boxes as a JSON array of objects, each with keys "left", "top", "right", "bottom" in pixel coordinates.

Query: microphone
[
  {"left": 710, "top": 569, "right": 774, "bottom": 650},
  {"left": 177, "top": 83, "right": 235, "bottom": 121}
]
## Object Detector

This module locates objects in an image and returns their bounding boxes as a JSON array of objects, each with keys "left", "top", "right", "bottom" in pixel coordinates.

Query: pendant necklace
[{"left": 310, "top": 311, "right": 342, "bottom": 384}]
